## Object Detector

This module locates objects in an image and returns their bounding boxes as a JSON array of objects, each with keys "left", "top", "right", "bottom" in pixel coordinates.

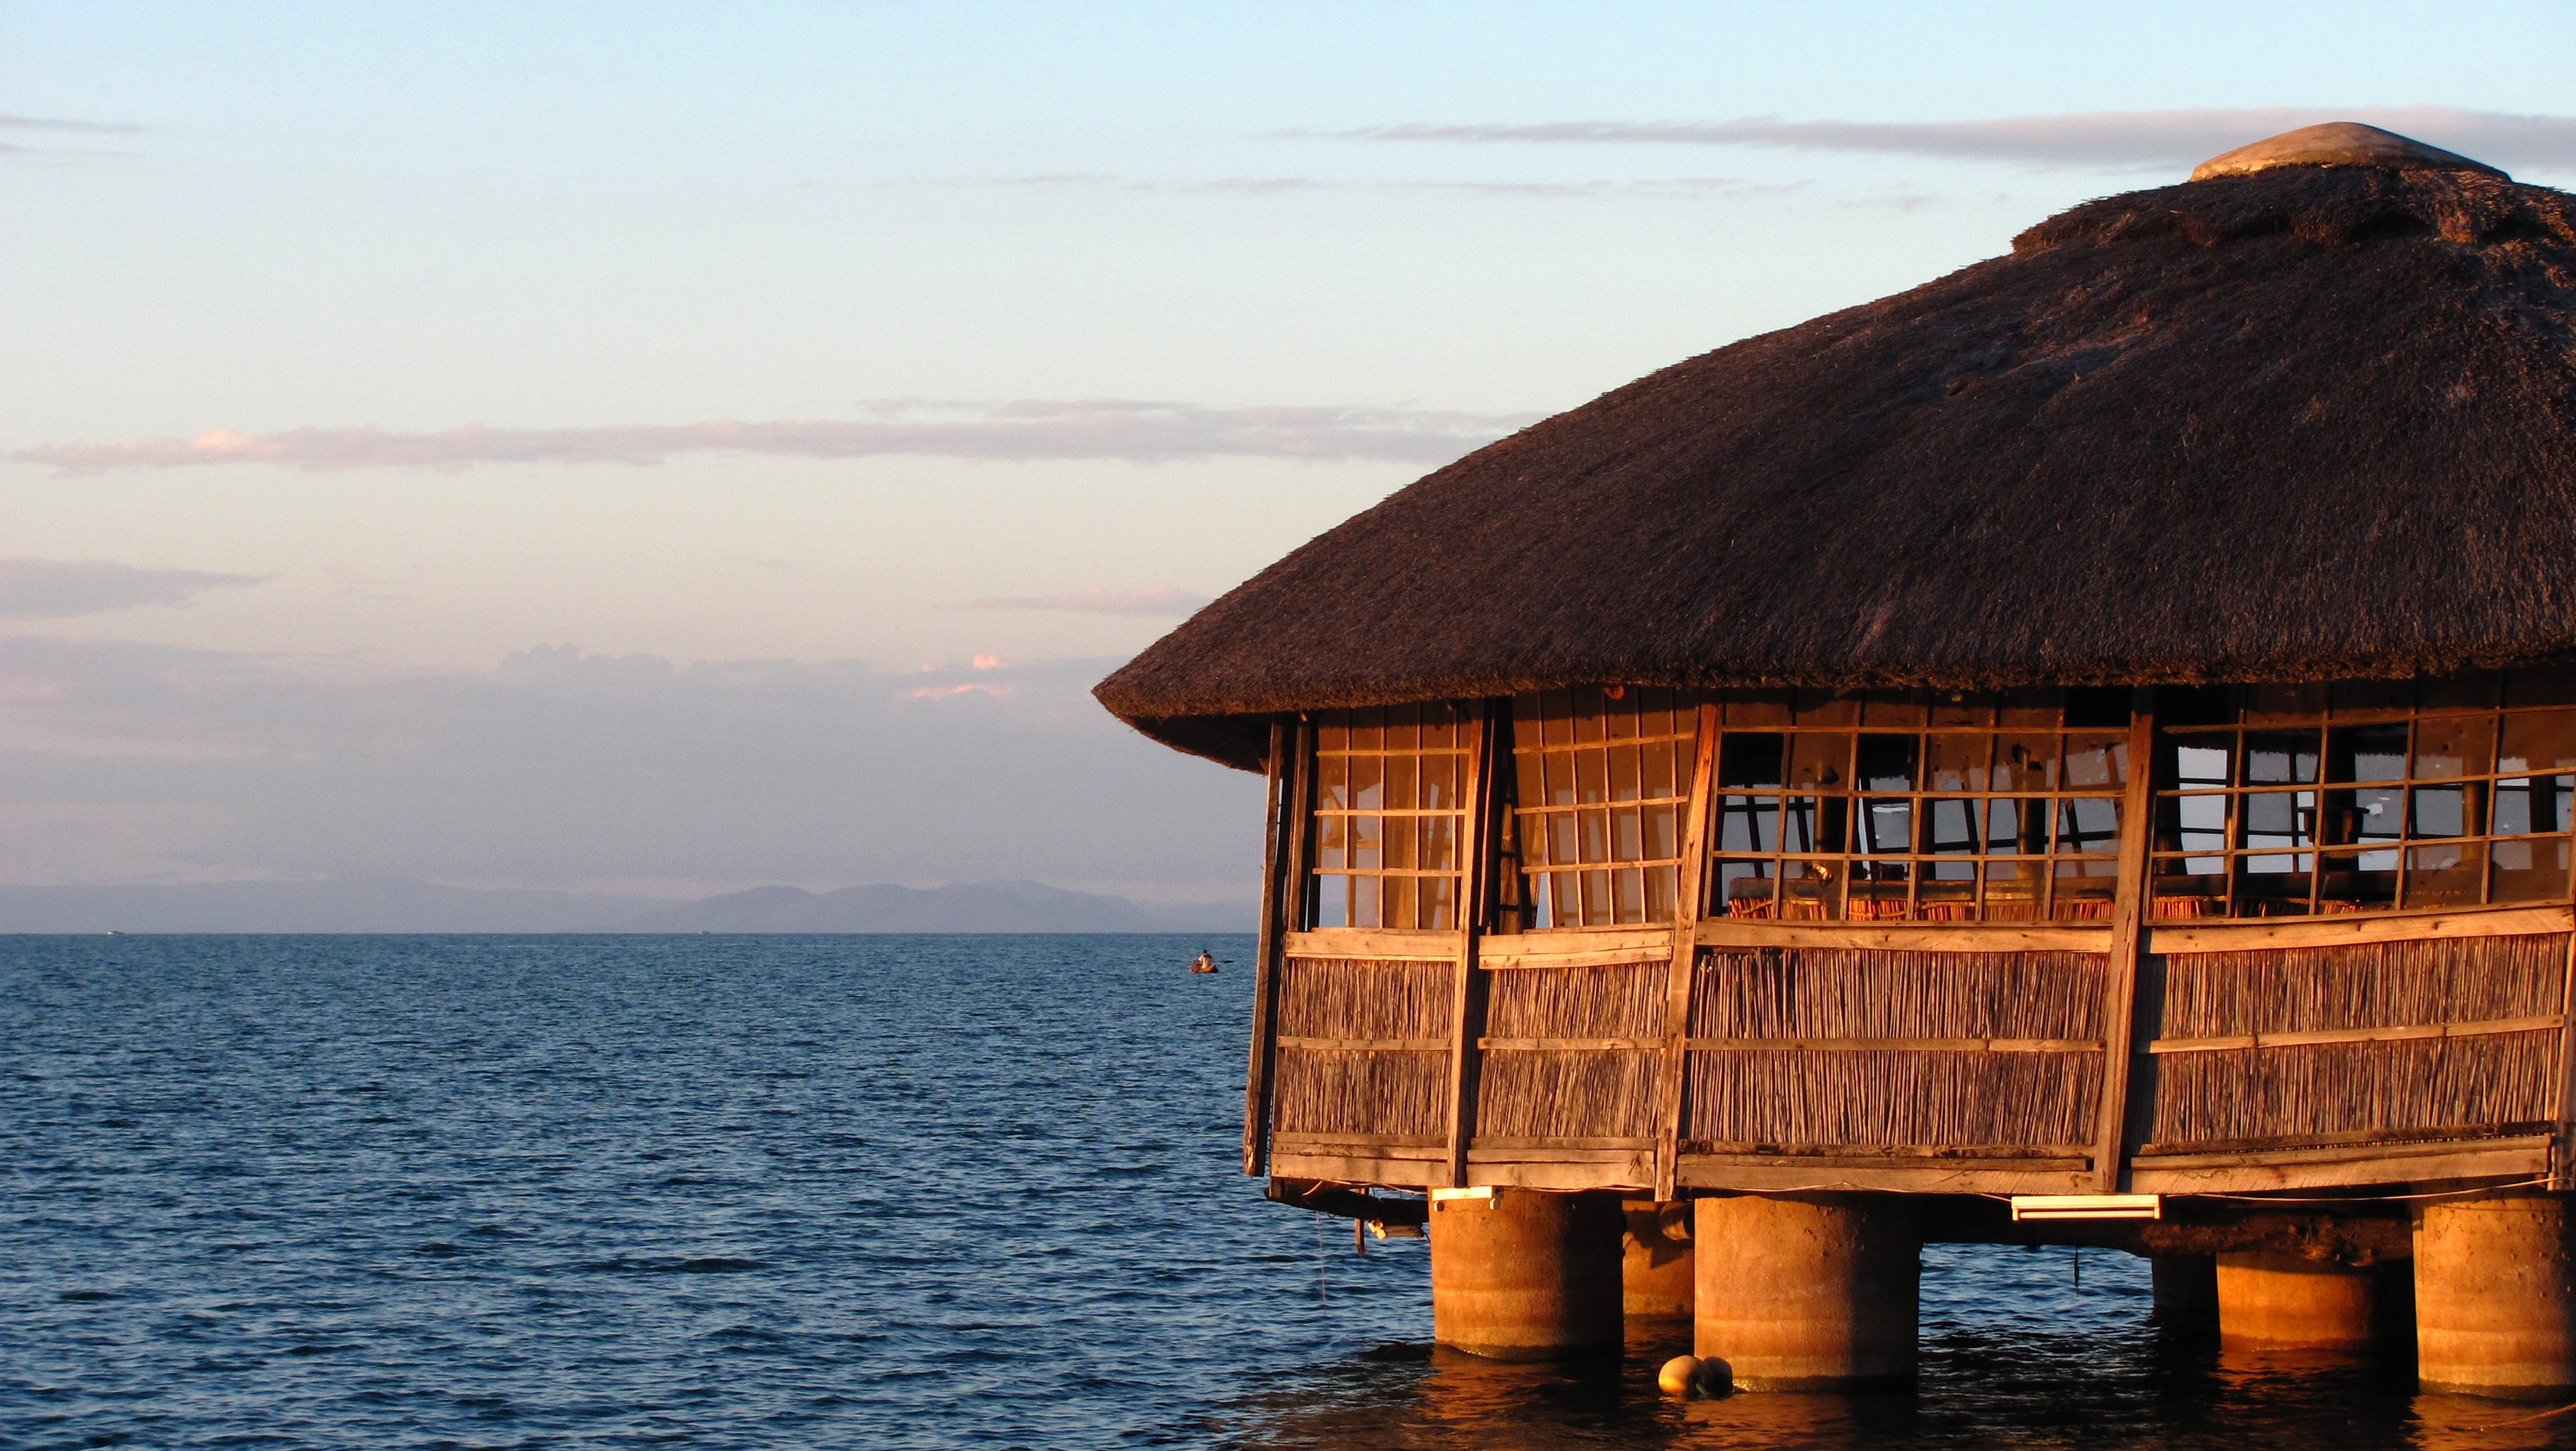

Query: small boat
[{"left": 1188, "top": 950, "right": 1220, "bottom": 974}]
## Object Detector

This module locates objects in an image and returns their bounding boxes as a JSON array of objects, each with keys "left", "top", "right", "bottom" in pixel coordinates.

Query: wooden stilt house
[{"left": 1097, "top": 123, "right": 2576, "bottom": 1207}]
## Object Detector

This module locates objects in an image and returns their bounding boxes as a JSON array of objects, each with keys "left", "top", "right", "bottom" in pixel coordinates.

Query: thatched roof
[{"left": 1098, "top": 127, "right": 2576, "bottom": 770}]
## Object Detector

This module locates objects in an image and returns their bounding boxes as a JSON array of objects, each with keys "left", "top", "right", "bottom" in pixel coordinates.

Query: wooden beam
[
  {"left": 2557, "top": 930, "right": 2576, "bottom": 1190},
  {"left": 1677, "top": 1158, "right": 2096, "bottom": 1195},
  {"left": 1283, "top": 928, "right": 1463, "bottom": 961},
  {"left": 1278, "top": 1035, "right": 1451, "bottom": 1052},
  {"left": 1696, "top": 920, "right": 2114, "bottom": 953},
  {"left": 2149, "top": 904, "right": 2572, "bottom": 953},
  {"left": 2147, "top": 1016, "right": 2561, "bottom": 1055},
  {"left": 2129, "top": 1136, "right": 2550, "bottom": 1195},
  {"left": 1242, "top": 718, "right": 1294, "bottom": 1177},
  {"left": 1273, "top": 1129, "right": 1449, "bottom": 1150},
  {"left": 2092, "top": 693, "right": 2159, "bottom": 1192},
  {"left": 1441, "top": 701, "right": 1500, "bottom": 1189},
  {"left": 1684, "top": 1036, "right": 2101, "bottom": 1054},
  {"left": 1655, "top": 701, "right": 1721, "bottom": 1200},
  {"left": 2137, "top": 1123, "right": 2550, "bottom": 1158},
  {"left": 1479, "top": 927, "right": 1674, "bottom": 968}
]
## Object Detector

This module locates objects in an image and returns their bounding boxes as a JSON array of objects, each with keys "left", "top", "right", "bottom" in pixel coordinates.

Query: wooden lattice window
[
  {"left": 1709, "top": 689, "right": 2131, "bottom": 922},
  {"left": 2150, "top": 670, "right": 2576, "bottom": 918},
  {"left": 1506, "top": 686, "right": 1700, "bottom": 927},
  {"left": 1306, "top": 704, "right": 1472, "bottom": 930}
]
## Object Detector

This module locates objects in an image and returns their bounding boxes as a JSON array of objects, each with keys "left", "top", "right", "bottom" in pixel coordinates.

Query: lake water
[{"left": 4, "top": 935, "right": 2567, "bottom": 1449}]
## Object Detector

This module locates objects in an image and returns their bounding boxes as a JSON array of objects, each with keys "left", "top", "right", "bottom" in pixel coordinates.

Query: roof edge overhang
[{"left": 1101, "top": 645, "right": 2576, "bottom": 773}]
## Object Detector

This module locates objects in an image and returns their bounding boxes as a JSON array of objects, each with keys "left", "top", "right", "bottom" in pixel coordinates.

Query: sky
[{"left": 7, "top": 1, "right": 2576, "bottom": 903}]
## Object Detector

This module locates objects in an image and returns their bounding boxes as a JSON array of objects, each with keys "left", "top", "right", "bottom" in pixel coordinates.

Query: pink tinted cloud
[
  {"left": 1328, "top": 107, "right": 2576, "bottom": 174},
  {"left": 960, "top": 586, "right": 1210, "bottom": 617},
  {"left": 18, "top": 400, "right": 1542, "bottom": 475}
]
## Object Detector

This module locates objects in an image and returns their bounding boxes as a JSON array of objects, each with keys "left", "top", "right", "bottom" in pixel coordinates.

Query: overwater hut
[{"left": 1096, "top": 123, "right": 2576, "bottom": 1395}]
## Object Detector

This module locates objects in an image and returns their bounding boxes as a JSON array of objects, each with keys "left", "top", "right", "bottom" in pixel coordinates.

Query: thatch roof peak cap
[{"left": 2190, "top": 121, "right": 2507, "bottom": 182}]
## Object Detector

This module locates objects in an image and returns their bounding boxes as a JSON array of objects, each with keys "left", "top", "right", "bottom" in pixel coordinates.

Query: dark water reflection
[
  {"left": 1230, "top": 1247, "right": 2574, "bottom": 1450},
  {"left": 6, "top": 936, "right": 2572, "bottom": 1449}
]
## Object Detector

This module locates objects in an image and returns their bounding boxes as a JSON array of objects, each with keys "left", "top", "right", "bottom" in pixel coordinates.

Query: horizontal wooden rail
[
  {"left": 2146, "top": 1015, "right": 2560, "bottom": 1055},
  {"left": 1697, "top": 921, "right": 2114, "bottom": 953},
  {"left": 1481, "top": 948, "right": 1672, "bottom": 970},
  {"left": 2149, "top": 904, "right": 2572, "bottom": 954},
  {"left": 1684, "top": 1036, "right": 2100, "bottom": 1054},
  {"left": 1276, "top": 1035, "right": 1449, "bottom": 1052},
  {"left": 1283, "top": 929, "right": 1463, "bottom": 961},
  {"left": 1479, "top": 1036, "right": 1658, "bottom": 1051}
]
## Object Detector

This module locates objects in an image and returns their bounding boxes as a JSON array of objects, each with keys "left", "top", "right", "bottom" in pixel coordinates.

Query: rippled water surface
[{"left": 5, "top": 935, "right": 2571, "bottom": 1448}]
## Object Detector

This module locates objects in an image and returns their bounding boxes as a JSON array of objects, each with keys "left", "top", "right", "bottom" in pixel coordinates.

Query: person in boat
[{"left": 1188, "top": 949, "right": 1219, "bottom": 973}]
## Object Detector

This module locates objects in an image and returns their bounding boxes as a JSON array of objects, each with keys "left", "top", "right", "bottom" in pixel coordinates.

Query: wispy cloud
[
  {"left": 0, "top": 558, "right": 269, "bottom": 618},
  {"left": 0, "top": 113, "right": 145, "bottom": 135},
  {"left": 911, "top": 172, "right": 1794, "bottom": 200},
  {"left": 960, "top": 586, "right": 1211, "bottom": 617},
  {"left": 0, "top": 111, "right": 145, "bottom": 162},
  {"left": 0, "top": 638, "right": 1261, "bottom": 893},
  {"left": 1320, "top": 107, "right": 2576, "bottom": 174},
  {"left": 16, "top": 400, "right": 1541, "bottom": 475}
]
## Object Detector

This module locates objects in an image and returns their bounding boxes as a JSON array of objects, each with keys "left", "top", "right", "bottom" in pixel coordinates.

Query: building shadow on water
[{"left": 1216, "top": 1246, "right": 2576, "bottom": 1450}]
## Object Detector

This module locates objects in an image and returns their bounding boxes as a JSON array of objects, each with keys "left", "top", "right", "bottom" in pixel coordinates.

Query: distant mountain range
[{"left": 0, "top": 879, "right": 1252, "bottom": 935}]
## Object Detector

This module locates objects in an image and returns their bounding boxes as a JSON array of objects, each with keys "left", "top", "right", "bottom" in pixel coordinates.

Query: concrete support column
[
  {"left": 2416, "top": 1195, "right": 2576, "bottom": 1399},
  {"left": 1622, "top": 1199, "right": 1694, "bottom": 1321},
  {"left": 2152, "top": 1254, "right": 2219, "bottom": 1319},
  {"left": 1428, "top": 1189, "right": 1624, "bottom": 1360},
  {"left": 1692, "top": 1192, "right": 1920, "bottom": 1391},
  {"left": 2215, "top": 1252, "right": 2394, "bottom": 1350}
]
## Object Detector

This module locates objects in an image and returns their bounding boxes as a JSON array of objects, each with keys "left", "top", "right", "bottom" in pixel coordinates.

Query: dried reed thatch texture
[
  {"left": 1277, "top": 956, "right": 1453, "bottom": 1039},
  {"left": 1274, "top": 1048, "right": 1449, "bottom": 1139},
  {"left": 1685, "top": 1049, "right": 2101, "bottom": 1151},
  {"left": 1477, "top": 962, "right": 1666, "bottom": 1141},
  {"left": 1484, "top": 961, "right": 1665, "bottom": 1038},
  {"left": 1692, "top": 948, "right": 2106, "bottom": 1040},
  {"left": 1098, "top": 142, "right": 2576, "bottom": 770},
  {"left": 2147, "top": 1036, "right": 2553, "bottom": 1146},
  {"left": 1273, "top": 956, "right": 1454, "bottom": 1139},
  {"left": 2159, "top": 933, "right": 2567, "bottom": 1039},
  {"left": 1478, "top": 1050, "right": 1661, "bottom": 1141},
  {"left": 1682, "top": 947, "right": 2107, "bottom": 1150}
]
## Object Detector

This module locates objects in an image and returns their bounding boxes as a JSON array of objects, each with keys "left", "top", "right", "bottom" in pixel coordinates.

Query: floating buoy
[{"left": 1657, "top": 1355, "right": 1701, "bottom": 1395}]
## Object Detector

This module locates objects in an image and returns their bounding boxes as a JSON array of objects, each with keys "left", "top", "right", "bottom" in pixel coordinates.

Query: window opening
[
  {"left": 1507, "top": 686, "right": 1699, "bottom": 927},
  {"left": 1305, "top": 704, "right": 1473, "bottom": 930},
  {"left": 2149, "top": 670, "right": 2576, "bottom": 917},
  {"left": 1709, "top": 688, "right": 2130, "bottom": 922}
]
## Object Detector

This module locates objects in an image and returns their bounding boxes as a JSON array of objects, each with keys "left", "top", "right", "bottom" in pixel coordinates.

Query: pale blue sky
[{"left": 6, "top": 2, "right": 2575, "bottom": 899}]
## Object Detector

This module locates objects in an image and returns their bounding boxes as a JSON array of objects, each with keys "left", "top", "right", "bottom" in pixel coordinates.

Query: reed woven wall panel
[
  {"left": 1484, "top": 961, "right": 1666, "bottom": 1039},
  {"left": 2159, "top": 933, "right": 2569, "bottom": 1039},
  {"left": 1684, "top": 1048, "right": 2101, "bottom": 1149},
  {"left": 2148, "top": 1035, "right": 2555, "bottom": 1146},
  {"left": 1477, "top": 1049, "right": 1661, "bottom": 1139},
  {"left": 1278, "top": 956, "right": 1453, "bottom": 1039},
  {"left": 1690, "top": 947, "right": 2108, "bottom": 1040},
  {"left": 1273, "top": 1048, "right": 1449, "bottom": 1138}
]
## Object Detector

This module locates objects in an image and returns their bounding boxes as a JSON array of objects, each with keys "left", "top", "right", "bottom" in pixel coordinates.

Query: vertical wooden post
[
  {"left": 2092, "top": 690, "right": 2159, "bottom": 1192},
  {"left": 2550, "top": 924, "right": 2576, "bottom": 1190},
  {"left": 1244, "top": 718, "right": 1304, "bottom": 1178},
  {"left": 1655, "top": 701, "right": 1722, "bottom": 1200},
  {"left": 1443, "top": 701, "right": 1500, "bottom": 1189}
]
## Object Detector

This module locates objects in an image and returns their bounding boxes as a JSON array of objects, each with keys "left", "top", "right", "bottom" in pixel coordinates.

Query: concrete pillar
[
  {"left": 2215, "top": 1252, "right": 2390, "bottom": 1350},
  {"left": 1622, "top": 1199, "right": 1694, "bottom": 1321},
  {"left": 1692, "top": 1192, "right": 1919, "bottom": 1391},
  {"left": 2151, "top": 1254, "right": 2218, "bottom": 1319},
  {"left": 1427, "top": 1189, "right": 1624, "bottom": 1361},
  {"left": 2416, "top": 1195, "right": 2576, "bottom": 1399}
]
